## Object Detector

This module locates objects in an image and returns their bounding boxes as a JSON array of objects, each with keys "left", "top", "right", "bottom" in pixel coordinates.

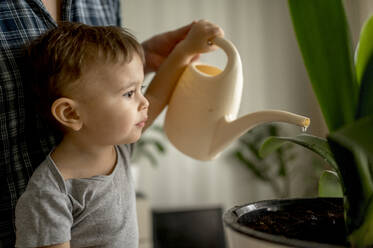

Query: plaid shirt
[{"left": 0, "top": 0, "right": 121, "bottom": 245}]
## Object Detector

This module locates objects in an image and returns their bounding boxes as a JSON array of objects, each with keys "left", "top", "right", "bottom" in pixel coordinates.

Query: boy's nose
[{"left": 139, "top": 95, "right": 149, "bottom": 111}]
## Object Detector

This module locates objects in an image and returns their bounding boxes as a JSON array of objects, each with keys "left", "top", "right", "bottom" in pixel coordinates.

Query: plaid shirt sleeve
[{"left": 0, "top": 0, "right": 121, "bottom": 245}]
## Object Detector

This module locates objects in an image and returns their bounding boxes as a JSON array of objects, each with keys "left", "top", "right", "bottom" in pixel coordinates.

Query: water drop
[{"left": 301, "top": 126, "right": 308, "bottom": 133}]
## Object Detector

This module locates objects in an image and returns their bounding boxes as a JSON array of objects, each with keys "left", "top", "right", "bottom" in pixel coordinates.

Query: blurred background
[{"left": 120, "top": 0, "right": 373, "bottom": 247}]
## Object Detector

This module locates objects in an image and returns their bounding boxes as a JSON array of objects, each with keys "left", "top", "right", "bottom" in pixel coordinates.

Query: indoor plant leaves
[
  {"left": 260, "top": 134, "right": 338, "bottom": 170},
  {"left": 262, "top": 1, "right": 373, "bottom": 246},
  {"left": 288, "top": 0, "right": 359, "bottom": 132}
]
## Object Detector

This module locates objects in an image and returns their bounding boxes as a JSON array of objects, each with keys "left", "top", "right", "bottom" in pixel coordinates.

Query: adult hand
[
  {"left": 180, "top": 19, "right": 224, "bottom": 55},
  {"left": 142, "top": 21, "right": 199, "bottom": 74}
]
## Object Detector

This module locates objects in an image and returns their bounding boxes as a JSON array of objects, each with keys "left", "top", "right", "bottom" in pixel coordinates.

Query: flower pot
[{"left": 223, "top": 197, "right": 348, "bottom": 248}]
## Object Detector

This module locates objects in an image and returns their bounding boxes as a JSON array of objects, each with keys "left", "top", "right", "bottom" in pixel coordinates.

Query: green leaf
[
  {"left": 153, "top": 141, "right": 166, "bottom": 153},
  {"left": 355, "top": 15, "right": 373, "bottom": 119},
  {"left": 355, "top": 15, "right": 373, "bottom": 85},
  {"left": 238, "top": 139, "right": 262, "bottom": 160},
  {"left": 288, "top": 0, "right": 358, "bottom": 131},
  {"left": 274, "top": 147, "right": 287, "bottom": 177},
  {"left": 348, "top": 197, "right": 373, "bottom": 248},
  {"left": 329, "top": 115, "right": 373, "bottom": 162},
  {"left": 328, "top": 116, "right": 373, "bottom": 236},
  {"left": 318, "top": 170, "right": 343, "bottom": 197},
  {"left": 327, "top": 138, "right": 372, "bottom": 239},
  {"left": 356, "top": 55, "right": 373, "bottom": 119},
  {"left": 260, "top": 134, "right": 338, "bottom": 170}
]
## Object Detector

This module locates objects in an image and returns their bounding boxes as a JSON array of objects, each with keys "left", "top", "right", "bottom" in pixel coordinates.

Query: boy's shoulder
[
  {"left": 25, "top": 155, "right": 67, "bottom": 195},
  {"left": 16, "top": 156, "right": 71, "bottom": 223},
  {"left": 23, "top": 144, "right": 134, "bottom": 195}
]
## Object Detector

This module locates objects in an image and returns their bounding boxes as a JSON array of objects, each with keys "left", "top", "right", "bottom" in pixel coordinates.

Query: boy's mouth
[{"left": 136, "top": 118, "right": 148, "bottom": 127}]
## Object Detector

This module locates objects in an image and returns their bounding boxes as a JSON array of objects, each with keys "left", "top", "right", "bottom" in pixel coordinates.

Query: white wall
[{"left": 121, "top": 0, "right": 370, "bottom": 210}]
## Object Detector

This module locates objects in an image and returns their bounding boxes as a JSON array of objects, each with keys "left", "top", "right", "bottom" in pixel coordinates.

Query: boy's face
[{"left": 75, "top": 54, "right": 148, "bottom": 145}]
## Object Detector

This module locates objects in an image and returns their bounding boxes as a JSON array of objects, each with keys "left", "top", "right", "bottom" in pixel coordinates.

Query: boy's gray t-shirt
[{"left": 15, "top": 145, "right": 138, "bottom": 248}]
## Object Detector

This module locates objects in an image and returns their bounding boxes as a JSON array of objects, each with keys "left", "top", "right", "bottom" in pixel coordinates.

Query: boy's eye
[
  {"left": 123, "top": 85, "right": 146, "bottom": 98},
  {"left": 123, "top": 90, "right": 135, "bottom": 98}
]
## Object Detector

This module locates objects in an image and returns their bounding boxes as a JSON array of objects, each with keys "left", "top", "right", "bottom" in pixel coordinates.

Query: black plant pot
[{"left": 223, "top": 197, "right": 349, "bottom": 248}]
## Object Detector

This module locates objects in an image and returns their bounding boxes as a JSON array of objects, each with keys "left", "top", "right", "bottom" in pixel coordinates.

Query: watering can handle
[{"left": 211, "top": 37, "right": 242, "bottom": 76}]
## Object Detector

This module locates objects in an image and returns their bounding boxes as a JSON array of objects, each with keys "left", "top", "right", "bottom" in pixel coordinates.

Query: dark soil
[{"left": 238, "top": 198, "right": 349, "bottom": 246}]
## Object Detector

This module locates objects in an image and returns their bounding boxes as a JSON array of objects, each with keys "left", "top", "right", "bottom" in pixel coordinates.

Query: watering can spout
[{"left": 208, "top": 110, "right": 310, "bottom": 159}]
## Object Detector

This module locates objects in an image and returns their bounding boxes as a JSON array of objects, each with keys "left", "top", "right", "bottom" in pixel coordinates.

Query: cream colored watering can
[{"left": 164, "top": 37, "right": 310, "bottom": 161}]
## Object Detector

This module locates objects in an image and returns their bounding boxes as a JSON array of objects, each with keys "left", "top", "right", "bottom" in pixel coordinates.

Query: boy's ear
[{"left": 51, "top": 98, "right": 83, "bottom": 131}]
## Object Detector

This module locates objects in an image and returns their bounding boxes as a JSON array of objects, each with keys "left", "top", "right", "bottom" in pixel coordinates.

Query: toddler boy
[{"left": 15, "top": 21, "right": 223, "bottom": 248}]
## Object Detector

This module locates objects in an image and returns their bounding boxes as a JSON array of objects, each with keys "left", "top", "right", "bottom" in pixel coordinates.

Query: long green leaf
[
  {"left": 356, "top": 55, "right": 373, "bottom": 119},
  {"left": 355, "top": 14, "right": 373, "bottom": 119},
  {"left": 328, "top": 116, "right": 373, "bottom": 241},
  {"left": 347, "top": 197, "right": 373, "bottom": 248},
  {"left": 329, "top": 115, "right": 373, "bottom": 162},
  {"left": 288, "top": 0, "right": 358, "bottom": 131},
  {"left": 355, "top": 15, "right": 373, "bottom": 85},
  {"left": 260, "top": 134, "right": 338, "bottom": 170},
  {"left": 327, "top": 138, "right": 372, "bottom": 243}
]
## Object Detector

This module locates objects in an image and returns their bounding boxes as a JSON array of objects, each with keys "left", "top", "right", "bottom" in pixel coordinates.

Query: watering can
[{"left": 164, "top": 37, "right": 310, "bottom": 161}]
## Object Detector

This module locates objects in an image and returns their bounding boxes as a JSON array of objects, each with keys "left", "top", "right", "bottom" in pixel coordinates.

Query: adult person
[{"left": 0, "top": 0, "right": 194, "bottom": 245}]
